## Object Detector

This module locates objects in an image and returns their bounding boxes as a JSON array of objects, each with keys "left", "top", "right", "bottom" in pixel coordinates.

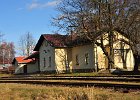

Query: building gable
[{"left": 34, "top": 34, "right": 68, "bottom": 51}]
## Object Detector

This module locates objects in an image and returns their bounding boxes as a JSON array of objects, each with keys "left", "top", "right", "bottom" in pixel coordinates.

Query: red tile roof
[
  {"left": 33, "top": 33, "right": 93, "bottom": 51},
  {"left": 43, "top": 34, "right": 67, "bottom": 47},
  {"left": 34, "top": 34, "right": 68, "bottom": 51},
  {"left": 34, "top": 31, "right": 129, "bottom": 51},
  {"left": 14, "top": 57, "right": 33, "bottom": 64}
]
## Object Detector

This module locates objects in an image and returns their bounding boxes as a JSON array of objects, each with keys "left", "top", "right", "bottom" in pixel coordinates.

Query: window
[
  {"left": 44, "top": 58, "right": 46, "bottom": 67},
  {"left": 76, "top": 55, "right": 79, "bottom": 65},
  {"left": 85, "top": 53, "right": 89, "bottom": 64},
  {"left": 49, "top": 57, "right": 51, "bottom": 67}
]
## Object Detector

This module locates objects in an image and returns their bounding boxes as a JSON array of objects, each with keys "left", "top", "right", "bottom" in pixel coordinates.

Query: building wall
[
  {"left": 96, "top": 32, "right": 134, "bottom": 70},
  {"left": 14, "top": 62, "right": 25, "bottom": 74},
  {"left": 39, "top": 40, "right": 56, "bottom": 72},
  {"left": 95, "top": 46, "right": 107, "bottom": 69},
  {"left": 113, "top": 41, "right": 134, "bottom": 70},
  {"left": 126, "top": 50, "right": 134, "bottom": 70},
  {"left": 37, "top": 32, "right": 134, "bottom": 73},
  {"left": 27, "top": 60, "right": 40, "bottom": 73},
  {"left": 67, "top": 48, "right": 73, "bottom": 72},
  {"left": 14, "top": 60, "right": 40, "bottom": 74},
  {"left": 72, "top": 44, "right": 95, "bottom": 72},
  {"left": 55, "top": 48, "right": 67, "bottom": 73}
]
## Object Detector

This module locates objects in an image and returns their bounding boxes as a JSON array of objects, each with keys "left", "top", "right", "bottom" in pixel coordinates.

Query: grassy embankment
[
  {"left": 0, "top": 70, "right": 111, "bottom": 78},
  {"left": 33, "top": 70, "right": 114, "bottom": 77},
  {"left": 0, "top": 83, "right": 139, "bottom": 100}
]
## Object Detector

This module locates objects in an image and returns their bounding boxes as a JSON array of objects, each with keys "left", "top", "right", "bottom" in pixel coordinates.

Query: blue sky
[{"left": 0, "top": 0, "right": 61, "bottom": 54}]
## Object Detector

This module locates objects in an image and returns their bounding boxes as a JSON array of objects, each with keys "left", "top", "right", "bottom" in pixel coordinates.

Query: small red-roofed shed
[{"left": 12, "top": 55, "right": 39, "bottom": 74}]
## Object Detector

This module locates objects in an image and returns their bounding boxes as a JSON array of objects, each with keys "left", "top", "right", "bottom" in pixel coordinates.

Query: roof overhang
[{"left": 24, "top": 52, "right": 39, "bottom": 60}]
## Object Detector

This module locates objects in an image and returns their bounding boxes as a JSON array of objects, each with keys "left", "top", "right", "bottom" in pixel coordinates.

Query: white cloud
[
  {"left": 27, "top": 0, "right": 61, "bottom": 10},
  {"left": 46, "top": 0, "right": 61, "bottom": 7},
  {"left": 28, "top": 2, "right": 40, "bottom": 10}
]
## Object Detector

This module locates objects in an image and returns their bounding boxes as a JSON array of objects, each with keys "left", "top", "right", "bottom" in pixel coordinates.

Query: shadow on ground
[{"left": 110, "top": 69, "right": 140, "bottom": 75}]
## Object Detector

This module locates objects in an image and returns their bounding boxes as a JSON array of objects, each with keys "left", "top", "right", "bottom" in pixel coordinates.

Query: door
[{"left": 23, "top": 65, "right": 27, "bottom": 74}]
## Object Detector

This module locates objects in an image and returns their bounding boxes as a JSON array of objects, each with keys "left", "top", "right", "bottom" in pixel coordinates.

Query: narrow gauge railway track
[
  {"left": 5, "top": 75, "right": 140, "bottom": 78},
  {"left": 0, "top": 76, "right": 140, "bottom": 83},
  {"left": 0, "top": 80, "right": 140, "bottom": 90},
  {"left": 36, "top": 75, "right": 140, "bottom": 78}
]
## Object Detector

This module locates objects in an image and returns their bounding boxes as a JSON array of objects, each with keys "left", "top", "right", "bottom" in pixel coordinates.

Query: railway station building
[
  {"left": 13, "top": 30, "right": 135, "bottom": 74},
  {"left": 30, "top": 31, "right": 134, "bottom": 74}
]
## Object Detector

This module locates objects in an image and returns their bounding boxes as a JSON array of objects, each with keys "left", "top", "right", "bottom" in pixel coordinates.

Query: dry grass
[
  {"left": 0, "top": 73, "right": 14, "bottom": 77},
  {"left": 33, "top": 70, "right": 113, "bottom": 77},
  {"left": 0, "top": 83, "right": 139, "bottom": 100}
]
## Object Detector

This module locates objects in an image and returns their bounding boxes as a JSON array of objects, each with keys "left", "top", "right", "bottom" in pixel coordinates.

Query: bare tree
[
  {"left": 7, "top": 42, "right": 15, "bottom": 64},
  {"left": 0, "top": 33, "right": 4, "bottom": 45},
  {"left": 19, "top": 32, "right": 36, "bottom": 56},
  {"left": 53, "top": 0, "right": 140, "bottom": 71},
  {"left": 0, "top": 42, "right": 15, "bottom": 65},
  {"left": 0, "top": 33, "right": 15, "bottom": 65}
]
